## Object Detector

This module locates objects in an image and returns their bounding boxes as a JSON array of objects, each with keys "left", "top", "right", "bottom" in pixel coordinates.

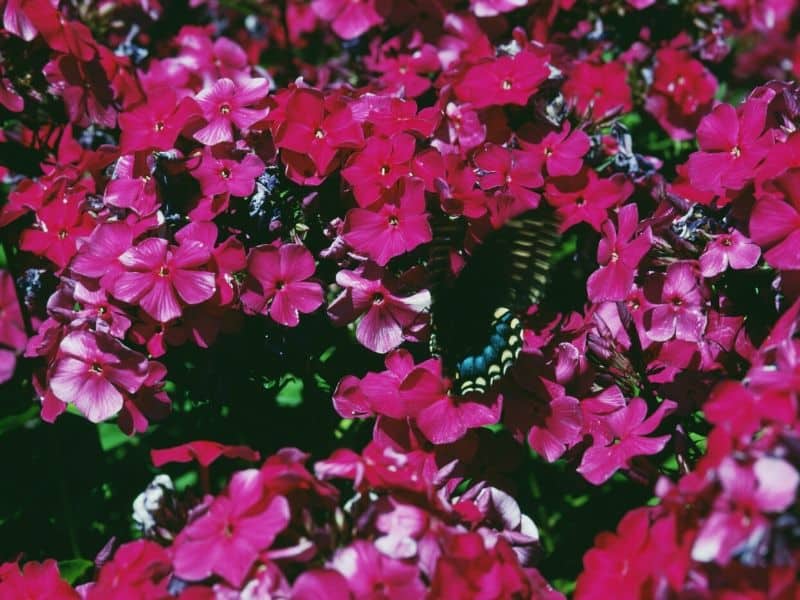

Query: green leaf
[
  {"left": 276, "top": 377, "right": 303, "bottom": 407},
  {"left": 58, "top": 559, "right": 93, "bottom": 584},
  {"left": 0, "top": 405, "right": 38, "bottom": 437},
  {"left": 98, "top": 423, "right": 138, "bottom": 451}
]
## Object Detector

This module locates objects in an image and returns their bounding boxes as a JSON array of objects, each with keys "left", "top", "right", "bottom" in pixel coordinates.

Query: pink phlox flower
[
  {"left": 328, "top": 266, "right": 430, "bottom": 354},
  {"left": 0, "top": 270, "right": 27, "bottom": 354},
  {"left": 577, "top": 397, "right": 676, "bottom": 485},
  {"left": 49, "top": 330, "right": 149, "bottom": 423},
  {"left": 104, "top": 154, "right": 160, "bottom": 216},
  {"left": 86, "top": 540, "right": 172, "bottom": 599},
  {"left": 691, "top": 456, "right": 800, "bottom": 564},
  {"left": 311, "top": 0, "right": 386, "bottom": 40},
  {"left": 687, "top": 97, "right": 775, "bottom": 192},
  {"left": 0, "top": 559, "right": 78, "bottom": 600},
  {"left": 193, "top": 77, "right": 270, "bottom": 146},
  {"left": 193, "top": 145, "right": 266, "bottom": 198},
  {"left": 475, "top": 144, "right": 543, "bottom": 211},
  {"left": 113, "top": 237, "right": 216, "bottom": 323},
  {"left": 645, "top": 261, "right": 707, "bottom": 343},
  {"left": 645, "top": 47, "right": 717, "bottom": 141},
  {"left": 563, "top": 60, "right": 633, "bottom": 120},
  {"left": 587, "top": 203, "right": 653, "bottom": 302},
  {"left": 118, "top": 88, "right": 199, "bottom": 153},
  {"left": 172, "top": 469, "right": 291, "bottom": 587},
  {"left": 176, "top": 221, "right": 247, "bottom": 306},
  {"left": 341, "top": 133, "right": 417, "bottom": 207},
  {"left": 274, "top": 87, "right": 364, "bottom": 175},
  {"left": 330, "top": 540, "right": 426, "bottom": 598},
  {"left": 343, "top": 177, "right": 432, "bottom": 266},
  {"left": 151, "top": 440, "right": 260, "bottom": 468},
  {"left": 699, "top": 228, "right": 761, "bottom": 277},
  {"left": 241, "top": 243, "right": 324, "bottom": 327},
  {"left": 454, "top": 49, "right": 550, "bottom": 109},
  {"left": 523, "top": 122, "right": 591, "bottom": 177},
  {"left": 117, "top": 360, "right": 171, "bottom": 435},
  {"left": 69, "top": 222, "right": 135, "bottom": 291},
  {"left": 545, "top": 169, "right": 633, "bottom": 232},
  {"left": 442, "top": 101, "right": 486, "bottom": 151},
  {"left": 332, "top": 349, "right": 421, "bottom": 420},
  {"left": 402, "top": 362, "right": 503, "bottom": 445},
  {"left": 19, "top": 193, "right": 95, "bottom": 269},
  {"left": 750, "top": 168, "right": 800, "bottom": 270},
  {"left": 470, "top": 0, "right": 529, "bottom": 17}
]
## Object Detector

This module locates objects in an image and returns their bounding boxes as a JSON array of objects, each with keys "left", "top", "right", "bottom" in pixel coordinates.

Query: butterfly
[{"left": 428, "top": 208, "right": 560, "bottom": 395}]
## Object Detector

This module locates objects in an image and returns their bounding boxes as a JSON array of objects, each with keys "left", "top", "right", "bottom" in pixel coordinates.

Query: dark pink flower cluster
[
  {"left": 0, "top": 440, "right": 562, "bottom": 598},
  {"left": 575, "top": 303, "right": 800, "bottom": 598}
]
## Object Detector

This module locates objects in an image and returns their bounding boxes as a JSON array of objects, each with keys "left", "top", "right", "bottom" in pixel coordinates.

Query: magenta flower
[
  {"left": 699, "top": 229, "right": 761, "bottom": 277},
  {"left": 577, "top": 398, "right": 675, "bottom": 485},
  {"left": 523, "top": 380, "right": 582, "bottom": 463},
  {"left": 341, "top": 133, "right": 416, "bottom": 207},
  {"left": 587, "top": 203, "right": 653, "bottom": 302},
  {"left": 403, "top": 364, "right": 503, "bottom": 444},
  {"left": 193, "top": 77, "right": 270, "bottom": 146},
  {"left": 113, "top": 238, "right": 216, "bottom": 323},
  {"left": 311, "top": 0, "right": 385, "bottom": 40},
  {"left": 529, "top": 122, "right": 591, "bottom": 177},
  {"left": 104, "top": 154, "right": 160, "bottom": 217},
  {"left": 692, "top": 456, "right": 800, "bottom": 564},
  {"left": 750, "top": 168, "right": 800, "bottom": 270},
  {"left": 330, "top": 540, "right": 425, "bottom": 598},
  {"left": 645, "top": 261, "right": 707, "bottom": 343},
  {"left": 241, "top": 243, "right": 324, "bottom": 327},
  {"left": 172, "top": 470, "right": 291, "bottom": 587},
  {"left": 274, "top": 88, "right": 364, "bottom": 175},
  {"left": 563, "top": 60, "right": 632, "bottom": 119},
  {"left": 454, "top": 50, "right": 550, "bottom": 109},
  {"left": 193, "top": 147, "right": 266, "bottom": 198},
  {"left": 292, "top": 570, "right": 351, "bottom": 600},
  {"left": 69, "top": 222, "right": 134, "bottom": 290},
  {"left": 49, "top": 330, "right": 149, "bottom": 423},
  {"left": 119, "top": 90, "right": 199, "bottom": 153},
  {"left": 0, "top": 270, "right": 27, "bottom": 354},
  {"left": 687, "top": 99, "right": 774, "bottom": 192},
  {"left": 545, "top": 169, "right": 633, "bottom": 232},
  {"left": 343, "top": 177, "right": 432, "bottom": 266},
  {"left": 19, "top": 195, "right": 95, "bottom": 269},
  {"left": 645, "top": 48, "right": 717, "bottom": 141},
  {"left": 474, "top": 144, "right": 543, "bottom": 210},
  {"left": 328, "top": 267, "right": 430, "bottom": 354}
]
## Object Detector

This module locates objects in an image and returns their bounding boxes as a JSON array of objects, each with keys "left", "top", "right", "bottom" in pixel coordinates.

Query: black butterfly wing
[{"left": 430, "top": 208, "right": 560, "bottom": 395}]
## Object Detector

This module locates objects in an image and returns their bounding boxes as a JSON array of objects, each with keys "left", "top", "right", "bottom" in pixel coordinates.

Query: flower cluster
[
  {"left": 2, "top": 0, "right": 800, "bottom": 596},
  {"left": 1, "top": 440, "right": 562, "bottom": 598}
]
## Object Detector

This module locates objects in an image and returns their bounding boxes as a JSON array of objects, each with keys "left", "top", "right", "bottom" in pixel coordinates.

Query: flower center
[
  {"left": 219, "top": 103, "right": 231, "bottom": 115},
  {"left": 372, "top": 292, "right": 385, "bottom": 305},
  {"left": 721, "top": 236, "right": 733, "bottom": 247},
  {"left": 153, "top": 120, "right": 165, "bottom": 132},
  {"left": 671, "top": 297, "right": 683, "bottom": 307},
  {"left": 610, "top": 251, "right": 619, "bottom": 262},
  {"left": 315, "top": 128, "right": 325, "bottom": 139},
  {"left": 158, "top": 266, "right": 170, "bottom": 277},
  {"left": 380, "top": 165, "right": 391, "bottom": 176},
  {"left": 576, "top": 197, "right": 586, "bottom": 207},
  {"left": 730, "top": 146, "right": 741, "bottom": 158},
  {"left": 275, "top": 280, "right": 285, "bottom": 290},
  {"left": 58, "top": 230, "right": 68, "bottom": 240},
  {"left": 220, "top": 167, "right": 231, "bottom": 179},
  {"left": 90, "top": 362, "right": 103, "bottom": 374},
  {"left": 388, "top": 215, "right": 399, "bottom": 227},
  {"left": 502, "top": 79, "right": 512, "bottom": 90}
]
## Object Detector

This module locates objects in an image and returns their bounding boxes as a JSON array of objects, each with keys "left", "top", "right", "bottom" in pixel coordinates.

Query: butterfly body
[{"left": 429, "top": 208, "right": 559, "bottom": 395}]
